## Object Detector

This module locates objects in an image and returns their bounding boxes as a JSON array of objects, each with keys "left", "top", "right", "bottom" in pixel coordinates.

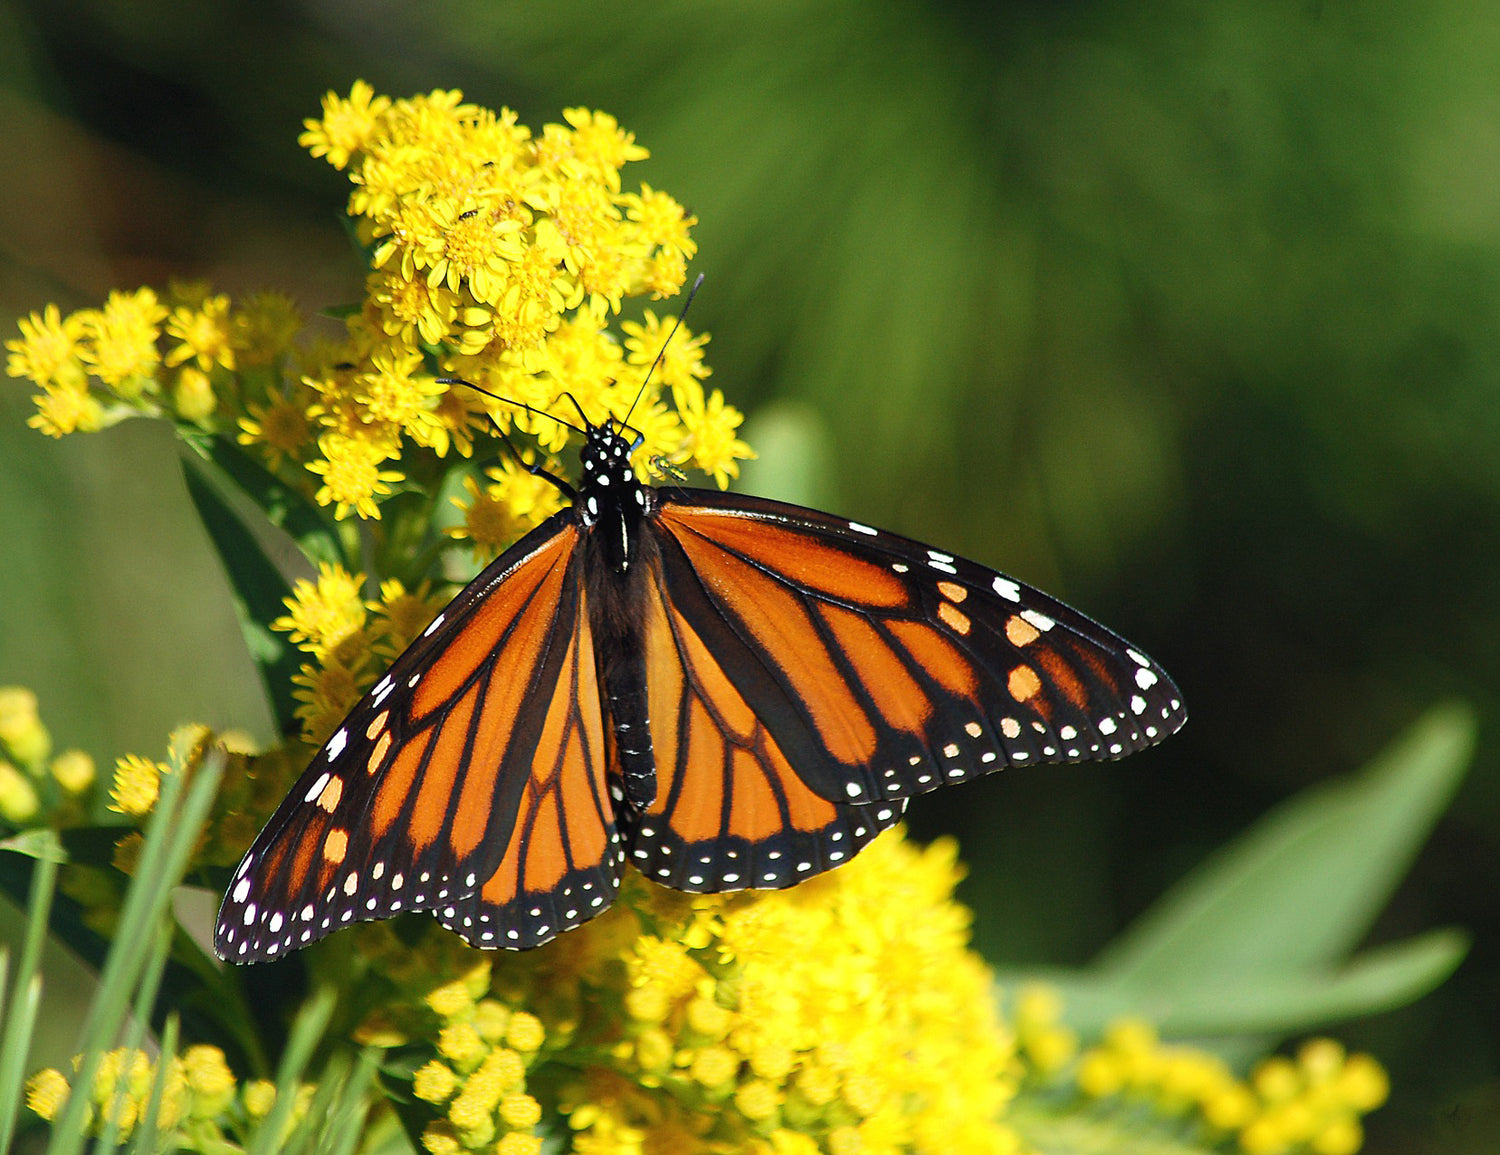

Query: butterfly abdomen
[{"left": 580, "top": 422, "right": 660, "bottom": 811}]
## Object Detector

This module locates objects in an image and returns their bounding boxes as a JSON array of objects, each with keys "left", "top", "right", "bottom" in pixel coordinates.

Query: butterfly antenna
[
  {"left": 438, "top": 377, "right": 587, "bottom": 437},
  {"left": 557, "top": 391, "right": 592, "bottom": 429},
  {"left": 622, "top": 273, "right": 704, "bottom": 432},
  {"left": 438, "top": 377, "right": 578, "bottom": 499}
]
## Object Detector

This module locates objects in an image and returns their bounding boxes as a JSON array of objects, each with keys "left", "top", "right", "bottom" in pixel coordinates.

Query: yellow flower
[
  {"left": 621, "top": 312, "right": 708, "bottom": 394},
  {"left": 300, "top": 79, "right": 392, "bottom": 169},
  {"left": 173, "top": 365, "right": 218, "bottom": 425},
  {"left": 414, "top": 1061, "right": 460, "bottom": 1104},
  {"left": 272, "top": 562, "right": 368, "bottom": 659},
  {"left": 367, "top": 267, "right": 460, "bottom": 347},
  {"left": 371, "top": 579, "right": 445, "bottom": 655},
  {"left": 108, "top": 754, "right": 165, "bottom": 817},
  {"left": 26, "top": 382, "right": 104, "bottom": 437},
  {"left": 0, "top": 685, "right": 50, "bottom": 765},
  {"left": 232, "top": 290, "right": 301, "bottom": 366},
  {"left": 239, "top": 388, "right": 313, "bottom": 468},
  {"left": 290, "top": 657, "right": 367, "bottom": 745},
  {"left": 6, "top": 304, "right": 88, "bottom": 388},
  {"left": 243, "top": 1080, "right": 277, "bottom": 1118},
  {"left": 559, "top": 107, "right": 649, "bottom": 191},
  {"left": 25, "top": 1067, "right": 70, "bottom": 1120},
  {"left": 82, "top": 287, "right": 166, "bottom": 393},
  {"left": 308, "top": 434, "right": 405, "bottom": 519},
  {"left": 506, "top": 1013, "right": 545, "bottom": 1053},
  {"left": 438, "top": 1022, "right": 486, "bottom": 1068},
  {"left": 165, "top": 294, "right": 236, "bottom": 373},
  {"left": 498, "top": 1092, "right": 542, "bottom": 1129},
  {"left": 355, "top": 344, "right": 447, "bottom": 442},
  {"left": 427, "top": 977, "right": 479, "bottom": 1020},
  {"left": 112, "top": 831, "right": 145, "bottom": 875},
  {"left": 673, "top": 382, "right": 754, "bottom": 489},
  {"left": 623, "top": 184, "right": 697, "bottom": 263},
  {"left": 449, "top": 458, "right": 565, "bottom": 560}
]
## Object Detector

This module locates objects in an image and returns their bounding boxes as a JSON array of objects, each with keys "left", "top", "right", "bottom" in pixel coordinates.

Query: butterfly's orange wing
[
  {"left": 215, "top": 516, "right": 621, "bottom": 961},
  {"left": 622, "top": 490, "right": 1185, "bottom": 890}
]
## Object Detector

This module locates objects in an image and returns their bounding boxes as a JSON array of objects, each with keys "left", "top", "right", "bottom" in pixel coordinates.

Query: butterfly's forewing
[
  {"left": 214, "top": 515, "right": 623, "bottom": 961},
  {"left": 645, "top": 490, "right": 1186, "bottom": 814}
]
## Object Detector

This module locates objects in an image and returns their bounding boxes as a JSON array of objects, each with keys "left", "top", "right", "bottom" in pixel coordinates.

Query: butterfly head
[{"left": 577, "top": 418, "right": 651, "bottom": 536}]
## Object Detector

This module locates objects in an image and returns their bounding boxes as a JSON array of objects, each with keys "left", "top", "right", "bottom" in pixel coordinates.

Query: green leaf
[
  {"left": 0, "top": 828, "right": 66, "bottom": 863},
  {"left": 178, "top": 450, "right": 305, "bottom": 732},
  {"left": 999, "top": 927, "right": 1468, "bottom": 1038},
  {"left": 1092, "top": 704, "right": 1474, "bottom": 985},
  {"left": 1010, "top": 1099, "right": 1225, "bottom": 1155},
  {"left": 184, "top": 432, "right": 342, "bottom": 567}
]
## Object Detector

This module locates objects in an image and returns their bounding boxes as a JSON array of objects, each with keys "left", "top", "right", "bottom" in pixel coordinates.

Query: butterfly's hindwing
[{"left": 623, "top": 558, "right": 907, "bottom": 892}]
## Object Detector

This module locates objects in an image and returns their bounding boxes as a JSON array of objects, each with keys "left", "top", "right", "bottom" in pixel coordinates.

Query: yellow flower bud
[
  {"left": 49, "top": 749, "right": 95, "bottom": 794},
  {"left": 505, "top": 1011, "right": 544, "bottom": 1053},
  {"left": 413, "top": 1061, "right": 459, "bottom": 1104},
  {"left": 498, "top": 1092, "right": 541, "bottom": 1129},
  {"left": 243, "top": 1080, "right": 277, "bottom": 1118},
  {"left": 0, "top": 760, "right": 40, "bottom": 824},
  {"left": 0, "top": 687, "right": 50, "bottom": 765}
]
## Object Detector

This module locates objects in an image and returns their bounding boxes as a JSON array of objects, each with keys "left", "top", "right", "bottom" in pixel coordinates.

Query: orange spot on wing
[
  {"left": 316, "top": 776, "right": 343, "bottom": 812},
  {"left": 1033, "top": 646, "right": 1089, "bottom": 711},
  {"left": 937, "top": 580, "right": 967, "bottom": 603},
  {"left": 366, "top": 710, "right": 390, "bottom": 740},
  {"left": 1005, "top": 615, "right": 1040, "bottom": 648},
  {"left": 323, "top": 827, "right": 348, "bottom": 864},
  {"left": 938, "top": 601, "right": 972, "bottom": 635},
  {"left": 367, "top": 729, "right": 392, "bottom": 776},
  {"left": 1008, "top": 665, "right": 1042, "bottom": 703}
]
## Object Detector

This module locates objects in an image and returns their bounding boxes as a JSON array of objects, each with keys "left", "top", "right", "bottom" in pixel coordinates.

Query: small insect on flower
[{"left": 216, "top": 307, "right": 1185, "bottom": 963}]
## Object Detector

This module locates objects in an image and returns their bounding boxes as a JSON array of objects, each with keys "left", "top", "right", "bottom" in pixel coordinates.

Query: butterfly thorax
[{"left": 577, "top": 420, "right": 659, "bottom": 811}]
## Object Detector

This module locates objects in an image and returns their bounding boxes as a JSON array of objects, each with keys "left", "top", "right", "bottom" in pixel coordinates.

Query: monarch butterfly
[{"left": 215, "top": 396, "right": 1185, "bottom": 963}]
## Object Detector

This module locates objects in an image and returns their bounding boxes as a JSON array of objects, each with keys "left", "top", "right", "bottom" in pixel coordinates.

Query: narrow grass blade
[
  {"left": 244, "top": 983, "right": 338, "bottom": 1155},
  {"left": 0, "top": 854, "right": 58, "bottom": 1152},
  {"left": 46, "top": 749, "right": 223, "bottom": 1155},
  {"left": 90, "top": 919, "right": 175, "bottom": 1155},
  {"left": 127, "top": 1013, "right": 178, "bottom": 1155}
]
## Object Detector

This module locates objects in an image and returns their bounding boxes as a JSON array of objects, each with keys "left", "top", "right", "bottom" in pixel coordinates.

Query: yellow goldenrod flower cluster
[
  {"left": 1074, "top": 1017, "right": 1388, "bottom": 1155},
  {"left": 5, "top": 287, "right": 301, "bottom": 437},
  {"left": 7, "top": 86, "right": 752, "bottom": 533},
  {"left": 271, "top": 563, "right": 448, "bottom": 743},
  {"left": 408, "top": 961, "right": 549, "bottom": 1154},
  {"left": 346, "top": 830, "right": 1028, "bottom": 1155},
  {"left": 25, "top": 1044, "right": 309, "bottom": 1148}
]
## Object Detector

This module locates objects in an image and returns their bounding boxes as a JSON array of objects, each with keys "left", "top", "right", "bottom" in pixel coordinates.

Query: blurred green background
[{"left": 1, "top": 1, "right": 1497, "bottom": 1149}]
